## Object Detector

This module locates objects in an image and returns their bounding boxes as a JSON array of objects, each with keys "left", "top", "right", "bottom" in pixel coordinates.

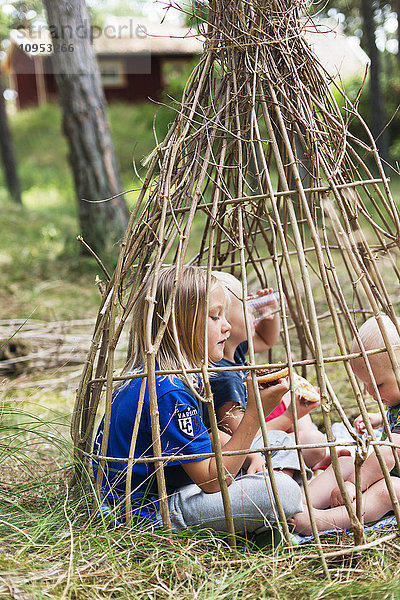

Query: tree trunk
[
  {"left": 360, "top": 0, "right": 389, "bottom": 163},
  {"left": 42, "top": 0, "right": 129, "bottom": 257},
  {"left": 0, "top": 70, "right": 22, "bottom": 204}
]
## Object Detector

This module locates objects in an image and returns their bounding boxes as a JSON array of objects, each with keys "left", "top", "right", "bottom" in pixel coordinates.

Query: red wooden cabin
[{"left": 2, "top": 17, "right": 202, "bottom": 110}]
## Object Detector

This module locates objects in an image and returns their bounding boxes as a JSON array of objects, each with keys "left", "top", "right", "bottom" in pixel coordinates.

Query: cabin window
[{"left": 98, "top": 59, "right": 126, "bottom": 87}]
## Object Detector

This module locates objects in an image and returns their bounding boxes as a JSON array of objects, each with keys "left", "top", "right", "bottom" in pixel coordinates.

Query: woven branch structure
[{"left": 72, "top": 0, "right": 400, "bottom": 562}]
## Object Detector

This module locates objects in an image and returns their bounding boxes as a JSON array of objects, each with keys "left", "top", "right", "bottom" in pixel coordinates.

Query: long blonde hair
[{"left": 126, "top": 266, "right": 220, "bottom": 377}]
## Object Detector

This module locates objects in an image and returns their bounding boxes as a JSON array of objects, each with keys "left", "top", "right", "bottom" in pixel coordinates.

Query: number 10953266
[{"left": 19, "top": 43, "right": 75, "bottom": 53}]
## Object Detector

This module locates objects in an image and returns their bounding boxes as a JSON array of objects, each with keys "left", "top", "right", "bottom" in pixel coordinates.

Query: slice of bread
[
  {"left": 255, "top": 368, "right": 320, "bottom": 402},
  {"left": 294, "top": 374, "right": 320, "bottom": 402},
  {"left": 256, "top": 367, "right": 289, "bottom": 388}
]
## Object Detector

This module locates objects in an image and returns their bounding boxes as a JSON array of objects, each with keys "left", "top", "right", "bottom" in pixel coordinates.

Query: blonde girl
[{"left": 94, "top": 266, "right": 302, "bottom": 533}]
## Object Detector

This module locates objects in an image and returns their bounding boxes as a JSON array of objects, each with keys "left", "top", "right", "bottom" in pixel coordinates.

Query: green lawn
[{"left": 0, "top": 101, "right": 179, "bottom": 320}]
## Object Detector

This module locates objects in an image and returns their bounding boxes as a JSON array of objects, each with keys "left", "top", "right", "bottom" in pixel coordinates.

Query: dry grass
[
  {"left": 1, "top": 471, "right": 400, "bottom": 599},
  {"left": 2, "top": 363, "right": 400, "bottom": 598}
]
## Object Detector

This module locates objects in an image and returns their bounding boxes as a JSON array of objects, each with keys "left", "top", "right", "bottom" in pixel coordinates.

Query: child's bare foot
[{"left": 289, "top": 509, "right": 313, "bottom": 536}]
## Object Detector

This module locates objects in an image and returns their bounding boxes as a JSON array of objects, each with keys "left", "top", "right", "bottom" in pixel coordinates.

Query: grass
[
  {"left": 2, "top": 102, "right": 400, "bottom": 598},
  {"left": 5, "top": 99, "right": 177, "bottom": 196},
  {"left": 2, "top": 390, "right": 400, "bottom": 600},
  {"left": 2, "top": 419, "right": 400, "bottom": 600},
  {"left": 0, "top": 201, "right": 102, "bottom": 320}
]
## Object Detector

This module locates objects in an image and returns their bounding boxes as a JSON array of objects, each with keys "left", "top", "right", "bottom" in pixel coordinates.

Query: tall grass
[
  {"left": 2, "top": 437, "right": 400, "bottom": 598},
  {"left": 1, "top": 386, "right": 400, "bottom": 598}
]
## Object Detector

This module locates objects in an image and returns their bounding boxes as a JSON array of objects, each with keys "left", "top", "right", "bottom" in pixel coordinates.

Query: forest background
[{"left": 1, "top": 0, "right": 400, "bottom": 598}]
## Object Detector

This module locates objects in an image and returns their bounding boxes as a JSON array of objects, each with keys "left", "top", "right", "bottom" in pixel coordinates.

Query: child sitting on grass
[
  {"left": 210, "top": 271, "right": 326, "bottom": 470},
  {"left": 292, "top": 314, "right": 400, "bottom": 535},
  {"left": 93, "top": 266, "right": 303, "bottom": 534}
]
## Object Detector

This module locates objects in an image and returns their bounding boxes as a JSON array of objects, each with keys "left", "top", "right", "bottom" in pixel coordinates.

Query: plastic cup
[{"left": 247, "top": 291, "right": 280, "bottom": 323}]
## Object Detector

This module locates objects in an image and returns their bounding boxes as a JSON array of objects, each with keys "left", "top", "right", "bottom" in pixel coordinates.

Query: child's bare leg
[
  {"left": 280, "top": 468, "right": 294, "bottom": 478},
  {"left": 297, "top": 414, "right": 314, "bottom": 431},
  {"left": 293, "top": 477, "right": 400, "bottom": 535},
  {"left": 313, "top": 448, "right": 352, "bottom": 470},
  {"left": 298, "top": 428, "right": 326, "bottom": 470},
  {"left": 296, "top": 415, "right": 353, "bottom": 471},
  {"left": 306, "top": 456, "right": 355, "bottom": 509}
]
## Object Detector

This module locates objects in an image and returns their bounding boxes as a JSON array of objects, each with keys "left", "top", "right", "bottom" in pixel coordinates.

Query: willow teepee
[{"left": 72, "top": 0, "right": 400, "bottom": 558}]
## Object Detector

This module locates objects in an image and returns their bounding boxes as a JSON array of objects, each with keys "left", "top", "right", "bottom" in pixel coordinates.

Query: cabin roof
[
  {"left": 3, "top": 16, "right": 369, "bottom": 81},
  {"left": 5, "top": 17, "right": 202, "bottom": 61}
]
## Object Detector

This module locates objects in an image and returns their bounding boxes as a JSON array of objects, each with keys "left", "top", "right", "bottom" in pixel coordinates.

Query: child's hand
[
  {"left": 353, "top": 412, "right": 382, "bottom": 434},
  {"left": 246, "top": 373, "right": 290, "bottom": 418},
  {"left": 285, "top": 392, "right": 321, "bottom": 423},
  {"left": 330, "top": 481, "right": 356, "bottom": 507},
  {"left": 245, "top": 453, "right": 265, "bottom": 474},
  {"left": 253, "top": 287, "right": 279, "bottom": 321}
]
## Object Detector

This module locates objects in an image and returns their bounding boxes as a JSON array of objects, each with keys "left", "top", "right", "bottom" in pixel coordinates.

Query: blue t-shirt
[
  {"left": 209, "top": 342, "right": 248, "bottom": 421},
  {"left": 93, "top": 371, "right": 212, "bottom": 523}
]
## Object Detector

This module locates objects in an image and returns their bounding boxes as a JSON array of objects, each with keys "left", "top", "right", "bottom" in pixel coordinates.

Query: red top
[{"left": 265, "top": 399, "right": 286, "bottom": 422}]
